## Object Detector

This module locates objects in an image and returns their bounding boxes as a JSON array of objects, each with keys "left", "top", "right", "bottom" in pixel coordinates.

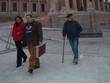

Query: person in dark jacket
[
  {"left": 63, "top": 14, "right": 82, "bottom": 64},
  {"left": 12, "top": 16, "right": 27, "bottom": 68},
  {"left": 24, "top": 14, "right": 43, "bottom": 74}
]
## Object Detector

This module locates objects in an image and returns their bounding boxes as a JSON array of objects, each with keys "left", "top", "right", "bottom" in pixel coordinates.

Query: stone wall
[{"left": 48, "top": 12, "right": 110, "bottom": 32}]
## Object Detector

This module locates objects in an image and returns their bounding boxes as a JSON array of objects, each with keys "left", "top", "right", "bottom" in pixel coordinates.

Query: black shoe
[
  {"left": 16, "top": 65, "right": 22, "bottom": 68},
  {"left": 23, "top": 56, "right": 27, "bottom": 63},
  {"left": 34, "top": 66, "right": 40, "bottom": 69},
  {"left": 73, "top": 58, "right": 78, "bottom": 65},
  {"left": 28, "top": 69, "right": 33, "bottom": 74}
]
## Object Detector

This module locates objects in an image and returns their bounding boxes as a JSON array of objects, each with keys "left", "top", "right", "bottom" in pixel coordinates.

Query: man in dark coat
[
  {"left": 62, "top": 14, "right": 82, "bottom": 64},
  {"left": 25, "top": 14, "right": 43, "bottom": 74}
]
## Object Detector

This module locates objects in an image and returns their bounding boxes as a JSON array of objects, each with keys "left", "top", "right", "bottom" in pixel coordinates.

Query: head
[
  {"left": 66, "top": 14, "right": 74, "bottom": 21},
  {"left": 15, "top": 16, "right": 23, "bottom": 24},
  {"left": 26, "top": 14, "right": 33, "bottom": 23}
]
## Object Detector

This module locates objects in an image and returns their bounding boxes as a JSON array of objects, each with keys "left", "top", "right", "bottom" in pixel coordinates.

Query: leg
[
  {"left": 19, "top": 43, "right": 27, "bottom": 63},
  {"left": 69, "top": 38, "right": 79, "bottom": 64},
  {"left": 69, "top": 38, "right": 79, "bottom": 58},
  {"left": 27, "top": 44, "right": 40, "bottom": 73},
  {"left": 15, "top": 41, "right": 23, "bottom": 67}
]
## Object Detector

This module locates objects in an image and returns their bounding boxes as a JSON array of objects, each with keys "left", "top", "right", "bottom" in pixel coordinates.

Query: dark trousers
[{"left": 15, "top": 41, "right": 27, "bottom": 66}]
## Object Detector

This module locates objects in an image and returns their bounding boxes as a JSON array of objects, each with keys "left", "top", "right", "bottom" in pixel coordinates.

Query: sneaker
[
  {"left": 73, "top": 58, "right": 78, "bottom": 65},
  {"left": 16, "top": 65, "right": 22, "bottom": 68},
  {"left": 34, "top": 66, "right": 40, "bottom": 69},
  {"left": 28, "top": 69, "right": 33, "bottom": 74}
]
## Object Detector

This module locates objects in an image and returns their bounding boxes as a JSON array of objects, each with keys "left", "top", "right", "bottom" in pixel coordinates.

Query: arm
[
  {"left": 12, "top": 23, "right": 16, "bottom": 37},
  {"left": 35, "top": 22, "right": 43, "bottom": 42},
  {"left": 76, "top": 21, "right": 83, "bottom": 33},
  {"left": 38, "top": 22, "right": 43, "bottom": 42}
]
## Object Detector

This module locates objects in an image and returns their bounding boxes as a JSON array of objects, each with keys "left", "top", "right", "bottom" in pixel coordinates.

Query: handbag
[{"left": 36, "top": 42, "right": 46, "bottom": 57}]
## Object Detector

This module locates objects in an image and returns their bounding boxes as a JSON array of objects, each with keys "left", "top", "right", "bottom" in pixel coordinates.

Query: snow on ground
[{"left": 0, "top": 26, "right": 110, "bottom": 83}]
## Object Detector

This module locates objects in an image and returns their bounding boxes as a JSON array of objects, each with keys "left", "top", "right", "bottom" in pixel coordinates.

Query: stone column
[
  {"left": 37, "top": 0, "right": 41, "bottom": 15},
  {"left": 102, "top": 0, "right": 105, "bottom": 11},
  {"left": 92, "top": 0, "right": 95, "bottom": 10},
  {"left": 8, "top": 0, "right": 11, "bottom": 16},
  {"left": 83, "top": 0, "right": 87, "bottom": 11},
  {"left": 18, "top": 0, "right": 22, "bottom": 15},
  {"left": 28, "top": 0, "right": 32, "bottom": 13},
  {"left": 105, "top": 0, "right": 109, "bottom": 11},
  {"left": 73, "top": 0, "right": 78, "bottom": 11},
  {"left": 81, "top": 0, "right": 84, "bottom": 10},
  {"left": 97, "top": 0, "right": 101, "bottom": 11},
  {"left": 65, "top": 0, "right": 70, "bottom": 10},
  {"left": 46, "top": 0, "right": 50, "bottom": 12}
]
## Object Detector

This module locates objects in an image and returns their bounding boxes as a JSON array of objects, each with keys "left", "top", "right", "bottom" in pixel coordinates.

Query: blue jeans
[{"left": 69, "top": 38, "right": 79, "bottom": 59}]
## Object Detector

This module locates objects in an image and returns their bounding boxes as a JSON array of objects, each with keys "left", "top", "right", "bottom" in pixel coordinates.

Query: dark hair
[
  {"left": 15, "top": 16, "right": 23, "bottom": 27},
  {"left": 66, "top": 13, "right": 73, "bottom": 18},
  {"left": 26, "top": 14, "right": 33, "bottom": 18}
]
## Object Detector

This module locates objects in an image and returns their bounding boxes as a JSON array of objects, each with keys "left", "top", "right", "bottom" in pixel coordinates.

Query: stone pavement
[{"left": 0, "top": 28, "right": 110, "bottom": 83}]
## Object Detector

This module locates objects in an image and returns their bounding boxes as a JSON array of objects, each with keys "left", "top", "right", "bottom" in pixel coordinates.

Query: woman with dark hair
[{"left": 12, "top": 16, "right": 27, "bottom": 68}]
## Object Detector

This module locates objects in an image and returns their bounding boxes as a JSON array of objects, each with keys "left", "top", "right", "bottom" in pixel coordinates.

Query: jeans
[
  {"left": 15, "top": 41, "right": 27, "bottom": 66},
  {"left": 69, "top": 38, "right": 79, "bottom": 59}
]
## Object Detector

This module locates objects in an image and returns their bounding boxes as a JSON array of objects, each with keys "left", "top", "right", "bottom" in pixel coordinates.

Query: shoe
[
  {"left": 73, "top": 58, "right": 78, "bottom": 65},
  {"left": 34, "top": 66, "right": 40, "bottom": 69},
  {"left": 28, "top": 69, "right": 33, "bottom": 74},
  {"left": 23, "top": 56, "right": 27, "bottom": 63},
  {"left": 16, "top": 65, "right": 21, "bottom": 68}
]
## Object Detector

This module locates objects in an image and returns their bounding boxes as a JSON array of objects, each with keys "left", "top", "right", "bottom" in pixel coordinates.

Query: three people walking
[{"left": 12, "top": 13, "right": 82, "bottom": 74}]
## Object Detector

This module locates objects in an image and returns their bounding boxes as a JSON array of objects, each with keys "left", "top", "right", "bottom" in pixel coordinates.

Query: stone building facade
[{"left": 0, "top": 0, "right": 107, "bottom": 17}]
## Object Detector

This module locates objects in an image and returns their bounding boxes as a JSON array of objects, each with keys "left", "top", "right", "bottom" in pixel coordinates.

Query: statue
[{"left": 87, "top": 0, "right": 94, "bottom": 12}]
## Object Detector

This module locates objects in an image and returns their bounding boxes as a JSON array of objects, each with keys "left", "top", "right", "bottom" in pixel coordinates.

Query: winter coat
[
  {"left": 63, "top": 20, "right": 83, "bottom": 39},
  {"left": 12, "top": 21, "right": 26, "bottom": 41},
  {"left": 24, "top": 21, "right": 43, "bottom": 46}
]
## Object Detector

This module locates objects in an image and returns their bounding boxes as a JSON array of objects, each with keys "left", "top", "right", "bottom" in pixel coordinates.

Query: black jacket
[{"left": 63, "top": 20, "right": 82, "bottom": 38}]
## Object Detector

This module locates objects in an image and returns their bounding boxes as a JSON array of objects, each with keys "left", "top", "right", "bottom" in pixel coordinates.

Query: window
[
  {"left": 1, "top": 2, "right": 6, "bottom": 12},
  {"left": 32, "top": 3, "right": 36, "bottom": 12},
  {"left": 13, "top": 2, "right": 17, "bottom": 12},
  {"left": 23, "top": 3, "right": 27, "bottom": 12},
  {"left": 41, "top": 4, "right": 45, "bottom": 12}
]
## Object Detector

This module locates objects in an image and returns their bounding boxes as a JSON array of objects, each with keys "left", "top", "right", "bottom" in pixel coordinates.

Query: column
[
  {"left": 81, "top": 0, "right": 84, "bottom": 10},
  {"left": 73, "top": 0, "right": 77, "bottom": 11},
  {"left": 65, "top": 0, "right": 70, "bottom": 10},
  {"left": 97, "top": 0, "right": 101, "bottom": 11},
  {"left": 83, "top": 0, "right": 87, "bottom": 11},
  {"left": 101, "top": 0, "right": 105, "bottom": 11},
  {"left": 8, "top": 0, "right": 11, "bottom": 16},
  {"left": 38, "top": 0, "right": 41, "bottom": 14},
  {"left": 18, "top": 0, "right": 22, "bottom": 15},
  {"left": 46, "top": 0, "right": 50, "bottom": 12},
  {"left": 28, "top": 0, "right": 32, "bottom": 13},
  {"left": 92, "top": 0, "right": 95, "bottom": 10}
]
